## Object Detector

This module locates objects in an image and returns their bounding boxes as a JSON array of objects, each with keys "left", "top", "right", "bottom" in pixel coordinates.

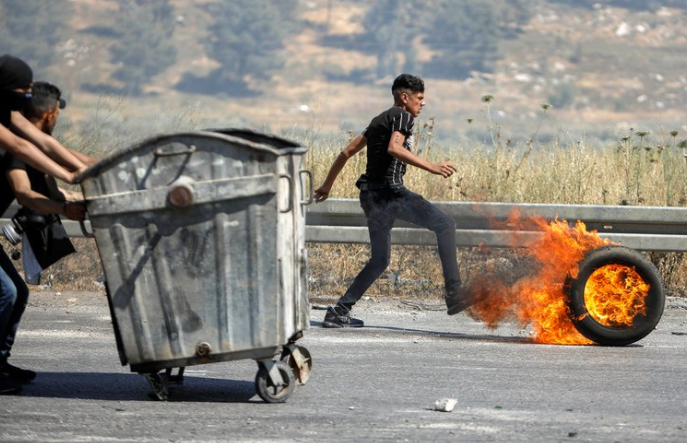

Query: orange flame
[
  {"left": 584, "top": 264, "right": 648, "bottom": 327},
  {"left": 466, "top": 210, "right": 617, "bottom": 345}
]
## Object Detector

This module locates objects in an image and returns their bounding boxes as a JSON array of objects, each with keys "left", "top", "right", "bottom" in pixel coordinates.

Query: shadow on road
[
  {"left": 310, "top": 319, "right": 530, "bottom": 343},
  {"left": 308, "top": 320, "right": 645, "bottom": 347},
  {"left": 365, "top": 324, "right": 532, "bottom": 344},
  {"left": 19, "top": 371, "right": 257, "bottom": 402}
]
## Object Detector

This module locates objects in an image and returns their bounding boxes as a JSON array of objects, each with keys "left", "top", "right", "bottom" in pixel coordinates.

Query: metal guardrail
[
  {"left": 306, "top": 199, "right": 687, "bottom": 252},
  {"left": 4, "top": 199, "right": 687, "bottom": 252}
]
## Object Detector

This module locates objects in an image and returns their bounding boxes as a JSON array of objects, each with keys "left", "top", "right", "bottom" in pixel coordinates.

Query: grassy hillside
[
  {"left": 7, "top": 0, "right": 687, "bottom": 300},
  {"left": 48, "top": 0, "right": 687, "bottom": 153}
]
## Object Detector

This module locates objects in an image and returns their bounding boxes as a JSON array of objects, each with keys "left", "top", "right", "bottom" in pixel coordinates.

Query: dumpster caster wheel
[
  {"left": 281, "top": 344, "right": 312, "bottom": 385},
  {"left": 255, "top": 360, "right": 295, "bottom": 403},
  {"left": 143, "top": 372, "right": 169, "bottom": 401},
  {"left": 167, "top": 367, "right": 185, "bottom": 384}
]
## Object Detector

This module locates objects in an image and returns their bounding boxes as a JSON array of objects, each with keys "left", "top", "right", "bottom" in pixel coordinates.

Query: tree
[
  {"left": 203, "top": 0, "right": 299, "bottom": 95},
  {"left": 494, "top": 0, "right": 533, "bottom": 38},
  {"left": 423, "top": 0, "right": 501, "bottom": 79},
  {"left": 108, "top": 0, "right": 177, "bottom": 95},
  {"left": 548, "top": 0, "right": 687, "bottom": 11},
  {"left": 0, "top": 0, "right": 73, "bottom": 77},
  {"left": 360, "top": 0, "right": 532, "bottom": 81},
  {"left": 363, "top": 0, "right": 424, "bottom": 79},
  {"left": 418, "top": 0, "right": 532, "bottom": 79}
]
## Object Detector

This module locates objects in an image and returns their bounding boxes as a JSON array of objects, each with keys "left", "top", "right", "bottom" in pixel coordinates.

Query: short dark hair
[
  {"left": 391, "top": 73, "right": 424, "bottom": 94},
  {"left": 23, "top": 81, "right": 66, "bottom": 123}
]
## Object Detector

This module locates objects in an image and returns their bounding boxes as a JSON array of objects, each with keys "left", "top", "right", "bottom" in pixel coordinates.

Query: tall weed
[
  {"left": 16, "top": 97, "right": 687, "bottom": 299},
  {"left": 302, "top": 97, "right": 687, "bottom": 300}
]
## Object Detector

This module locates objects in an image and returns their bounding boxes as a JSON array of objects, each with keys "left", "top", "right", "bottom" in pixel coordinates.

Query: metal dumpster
[{"left": 78, "top": 128, "right": 312, "bottom": 402}]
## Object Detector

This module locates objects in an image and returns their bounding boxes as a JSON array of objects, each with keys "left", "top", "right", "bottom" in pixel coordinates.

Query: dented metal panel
[
  {"left": 209, "top": 129, "right": 311, "bottom": 341},
  {"left": 79, "top": 130, "right": 310, "bottom": 373}
]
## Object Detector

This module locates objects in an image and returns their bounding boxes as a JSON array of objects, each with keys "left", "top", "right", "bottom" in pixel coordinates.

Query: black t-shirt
[
  {"left": 0, "top": 117, "right": 15, "bottom": 215},
  {"left": 6, "top": 154, "right": 55, "bottom": 200},
  {"left": 362, "top": 106, "right": 415, "bottom": 187},
  {"left": 0, "top": 155, "right": 13, "bottom": 216},
  {"left": 0, "top": 108, "right": 10, "bottom": 129},
  {"left": 5, "top": 154, "right": 75, "bottom": 270}
]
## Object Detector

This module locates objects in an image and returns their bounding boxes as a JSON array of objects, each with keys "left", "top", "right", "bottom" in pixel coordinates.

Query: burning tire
[{"left": 565, "top": 245, "right": 665, "bottom": 346}]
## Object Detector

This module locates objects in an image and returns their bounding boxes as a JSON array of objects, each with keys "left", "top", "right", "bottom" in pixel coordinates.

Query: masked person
[
  {"left": 313, "top": 74, "right": 479, "bottom": 328},
  {"left": 0, "top": 55, "right": 86, "bottom": 184},
  {"left": 0, "top": 55, "right": 88, "bottom": 395}
]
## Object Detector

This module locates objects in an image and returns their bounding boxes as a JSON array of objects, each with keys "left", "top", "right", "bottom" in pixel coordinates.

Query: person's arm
[
  {"left": 7, "top": 168, "right": 86, "bottom": 221},
  {"left": 313, "top": 134, "right": 367, "bottom": 203},
  {"left": 387, "top": 130, "right": 456, "bottom": 178},
  {"left": 0, "top": 124, "right": 81, "bottom": 184},
  {"left": 68, "top": 148, "right": 98, "bottom": 166},
  {"left": 10, "top": 111, "right": 87, "bottom": 171},
  {"left": 56, "top": 187, "right": 85, "bottom": 202}
]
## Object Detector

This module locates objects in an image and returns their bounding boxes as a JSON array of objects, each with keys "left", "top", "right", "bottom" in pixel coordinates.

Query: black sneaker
[
  {"left": 0, "top": 374, "right": 22, "bottom": 395},
  {"left": 322, "top": 306, "right": 364, "bottom": 328},
  {"left": 1, "top": 361, "right": 37, "bottom": 383},
  {"left": 445, "top": 288, "right": 482, "bottom": 316}
]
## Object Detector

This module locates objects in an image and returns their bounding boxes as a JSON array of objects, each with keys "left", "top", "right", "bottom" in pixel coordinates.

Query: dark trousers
[
  {"left": 0, "top": 246, "right": 29, "bottom": 361},
  {"left": 337, "top": 187, "right": 461, "bottom": 312}
]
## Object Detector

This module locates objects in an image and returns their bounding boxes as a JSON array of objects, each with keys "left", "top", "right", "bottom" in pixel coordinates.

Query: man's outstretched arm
[
  {"left": 0, "top": 124, "right": 81, "bottom": 184},
  {"left": 11, "top": 111, "right": 88, "bottom": 171},
  {"left": 7, "top": 167, "right": 86, "bottom": 221},
  {"left": 313, "top": 134, "right": 367, "bottom": 203}
]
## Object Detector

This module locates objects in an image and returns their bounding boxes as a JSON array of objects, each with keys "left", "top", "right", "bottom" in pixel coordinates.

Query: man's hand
[
  {"left": 313, "top": 186, "right": 330, "bottom": 203},
  {"left": 68, "top": 165, "right": 89, "bottom": 184},
  {"left": 60, "top": 189, "right": 85, "bottom": 202},
  {"left": 431, "top": 162, "right": 457, "bottom": 178},
  {"left": 63, "top": 201, "right": 86, "bottom": 221}
]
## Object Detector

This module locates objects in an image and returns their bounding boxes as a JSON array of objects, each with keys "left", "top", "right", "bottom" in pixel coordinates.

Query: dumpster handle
[
  {"left": 80, "top": 220, "right": 95, "bottom": 238},
  {"left": 154, "top": 144, "right": 197, "bottom": 157},
  {"left": 299, "top": 169, "right": 313, "bottom": 206},
  {"left": 279, "top": 174, "right": 293, "bottom": 213}
]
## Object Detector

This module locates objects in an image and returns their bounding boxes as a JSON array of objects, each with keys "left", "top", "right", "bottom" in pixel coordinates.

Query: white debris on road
[{"left": 434, "top": 398, "right": 458, "bottom": 412}]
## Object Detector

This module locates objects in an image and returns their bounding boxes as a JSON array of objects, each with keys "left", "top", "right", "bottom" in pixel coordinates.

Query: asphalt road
[{"left": 1, "top": 291, "right": 687, "bottom": 443}]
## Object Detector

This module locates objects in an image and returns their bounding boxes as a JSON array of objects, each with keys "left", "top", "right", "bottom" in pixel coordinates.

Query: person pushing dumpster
[
  {"left": 0, "top": 55, "right": 89, "bottom": 395},
  {"left": 313, "top": 73, "right": 480, "bottom": 328}
]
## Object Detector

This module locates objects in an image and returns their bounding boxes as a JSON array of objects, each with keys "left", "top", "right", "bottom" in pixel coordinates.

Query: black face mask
[{"left": 3, "top": 90, "right": 32, "bottom": 111}]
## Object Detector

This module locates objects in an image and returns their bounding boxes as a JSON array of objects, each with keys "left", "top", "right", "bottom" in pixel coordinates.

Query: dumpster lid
[
  {"left": 205, "top": 128, "right": 308, "bottom": 155},
  {"left": 76, "top": 128, "right": 306, "bottom": 183}
]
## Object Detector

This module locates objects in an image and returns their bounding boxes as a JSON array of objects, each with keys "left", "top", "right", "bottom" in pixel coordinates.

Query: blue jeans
[
  {"left": 336, "top": 187, "right": 462, "bottom": 312},
  {"left": 0, "top": 246, "right": 29, "bottom": 361}
]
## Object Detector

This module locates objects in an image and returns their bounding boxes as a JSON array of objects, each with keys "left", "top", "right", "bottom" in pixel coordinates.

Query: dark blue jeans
[
  {"left": 0, "top": 246, "right": 29, "bottom": 361},
  {"left": 336, "top": 187, "right": 461, "bottom": 312}
]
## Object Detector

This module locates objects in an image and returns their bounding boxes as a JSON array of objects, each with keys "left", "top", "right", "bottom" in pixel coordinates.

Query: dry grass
[
  {"left": 1, "top": 238, "right": 104, "bottom": 293},
  {"left": 303, "top": 120, "right": 687, "bottom": 301},
  {"left": 6, "top": 119, "right": 687, "bottom": 301}
]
